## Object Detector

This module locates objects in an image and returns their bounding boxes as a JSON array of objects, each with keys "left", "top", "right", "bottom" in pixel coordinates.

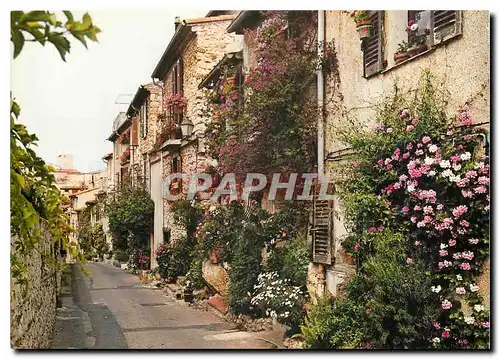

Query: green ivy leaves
[
  {"left": 10, "top": 10, "right": 100, "bottom": 287},
  {"left": 11, "top": 10, "right": 100, "bottom": 61}
]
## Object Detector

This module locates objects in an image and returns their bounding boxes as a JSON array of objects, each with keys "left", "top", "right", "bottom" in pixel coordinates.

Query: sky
[{"left": 11, "top": 9, "right": 207, "bottom": 172}]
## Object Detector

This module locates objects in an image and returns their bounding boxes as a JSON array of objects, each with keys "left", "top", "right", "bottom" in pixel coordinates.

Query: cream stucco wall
[
  {"left": 316, "top": 10, "right": 490, "bottom": 296},
  {"left": 324, "top": 11, "right": 489, "bottom": 158}
]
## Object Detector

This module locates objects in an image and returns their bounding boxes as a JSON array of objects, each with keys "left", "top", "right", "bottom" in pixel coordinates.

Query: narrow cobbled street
[{"left": 51, "top": 263, "right": 277, "bottom": 349}]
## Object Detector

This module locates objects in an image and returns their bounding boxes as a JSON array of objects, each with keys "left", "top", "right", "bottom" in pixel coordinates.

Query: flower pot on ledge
[
  {"left": 356, "top": 20, "right": 373, "bottom": 39},
  {"left": 394, "top": 51, "right": 410, "bottom": 64},
  {"left": 407, "top": 43, "right": 428, "bottom": 59}
]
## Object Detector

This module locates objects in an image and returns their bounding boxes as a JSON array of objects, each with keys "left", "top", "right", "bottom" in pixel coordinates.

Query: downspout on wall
[{"left": 317, "top": 10, "right": 325, "bottom": 179}]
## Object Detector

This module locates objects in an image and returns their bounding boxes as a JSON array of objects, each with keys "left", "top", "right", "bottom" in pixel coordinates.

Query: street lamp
[{"left": 180, "top": 117, "right": 194, "bottom": 138}]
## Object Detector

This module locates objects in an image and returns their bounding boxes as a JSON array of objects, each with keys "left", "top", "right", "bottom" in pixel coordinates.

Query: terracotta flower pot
[
  {"left": 356, "top": 20, "right": 373, "bottom": 39},
  {"left": 394, "top": 51, "right": 410, "bottom": 64},
  {"left": 407, "top": 43, "right": 427, "bottom": 59},
  {"left": 226, "top": 76, "right": 237, "bottom": 85},
  {"left": 413, "top": 43, "right": 428, "bottom": 55}
]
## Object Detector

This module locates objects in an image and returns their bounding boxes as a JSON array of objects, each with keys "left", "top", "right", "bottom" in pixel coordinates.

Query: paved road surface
[{"left": 51, "top": 262, "right": 277, "bottom": 349}]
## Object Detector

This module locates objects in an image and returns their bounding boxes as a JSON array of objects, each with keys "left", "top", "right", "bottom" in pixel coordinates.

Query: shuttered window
[
  {"left": 431, "top": 11, "right": 462, "bottom": 45},
  {"left": 363, "top": 11, "right": 385, "bottom": 78},
  {"left": 311, "top": 183, "right": 333, "bottom": 265},
  {"left": 140, "top": 103, "right": 147, "bottom": 138},
  {"left": 170, "top": 58, "right": 184, "bottom": 139},
  {"left": 131, "top": 117, "right": 138, "bottom": 145}
]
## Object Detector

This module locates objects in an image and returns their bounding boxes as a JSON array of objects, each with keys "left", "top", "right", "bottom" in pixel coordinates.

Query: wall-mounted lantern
[{"left": 180, "top": 117, "right": 194, "bottom": 138}]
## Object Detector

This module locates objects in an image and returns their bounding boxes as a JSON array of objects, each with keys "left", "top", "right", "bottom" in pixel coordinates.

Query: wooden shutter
[
  {"left": 131, "top": 117, "right": 138, "bottom": 145},
  {"left": 139, "top": 111, "right": 144, "bottom": 138},
  {"left": 363, "top": 11, "right": 384, "bottom": 78},
  {"left": 144, "top": 102, "right": 148, "bottom": 137},
  {"left": 431, "top": 11, "right": 462, "bottom": 46},
  {"left": 311, "top": 184, "right": 333, "bottom": 264}
]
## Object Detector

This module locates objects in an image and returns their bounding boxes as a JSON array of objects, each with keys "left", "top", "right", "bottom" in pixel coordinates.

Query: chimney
[{"left": 174, "top": 16, "right": 181, "bottom": 30}]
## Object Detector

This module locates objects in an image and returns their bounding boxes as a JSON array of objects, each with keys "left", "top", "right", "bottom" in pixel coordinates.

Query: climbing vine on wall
[
  {"left": 204, "top": 11, "right": 335, "bottom": 186},
  {"left": 10, "top": 11, "right": 101, "bottom": 287}
]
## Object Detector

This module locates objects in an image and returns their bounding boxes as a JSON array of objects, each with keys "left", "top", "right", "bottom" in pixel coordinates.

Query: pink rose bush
[{"left": 337, "top": 83, "right": 489, "bottom": 349}]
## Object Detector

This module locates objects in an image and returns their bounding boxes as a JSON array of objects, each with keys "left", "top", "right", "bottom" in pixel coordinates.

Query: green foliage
[
  {"left": 105, "top": 184, "right": 154, "bottom": 255},
  {"left": 265, "top": 233, "right": 310, "bottom": 288},
  {"left": 155, "top": 236, "right": 196, "bottom": 279},
  {"left": 170, "top": 199, "right": 203, "bottom": 238},
  {"left": 186, "top": 245, "right": 205, "bottom": 290},
  {"left": 114, "top": 250, "right": 129, "bottom": 263},
  {"left": 11, "top": 11, "right": 101, "bottom": 61},
  {"left": 301, "top": 297, "right": 365, "bottom": 349},
  {"left": 303, "top": 72, "right": 490, "bottom": 349},
  {"left": 355, "top": 231, "right": 440, "bottom": 349},
  {"left": 10, "top": 10, "right": 99, "bottom": 288},
  {"left": 228, "top": 227, "right": 263, "bottom": 314},
  {"left": 77, "top": 208, "right": 108, "bottom": 259}
]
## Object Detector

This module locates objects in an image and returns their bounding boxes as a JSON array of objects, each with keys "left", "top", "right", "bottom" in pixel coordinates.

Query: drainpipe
[
  {"left": 316, "top": 10, "right": 327, "bottom": 297},
  {"left": 317, "top": 10, "right": 325, "bottom": 179}
]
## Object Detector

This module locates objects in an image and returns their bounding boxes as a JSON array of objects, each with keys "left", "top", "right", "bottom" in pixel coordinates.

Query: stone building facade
[
  {"left": 150, "top": 14, "right": 238, "bottom": 246},
  {"left": 313, "top": 10, "right": 490, "bottom": 298}
]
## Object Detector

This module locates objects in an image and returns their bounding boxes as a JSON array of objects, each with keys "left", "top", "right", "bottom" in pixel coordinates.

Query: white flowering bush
[{"left": 250, "top": 271, "right": 306, "bottom": 329}]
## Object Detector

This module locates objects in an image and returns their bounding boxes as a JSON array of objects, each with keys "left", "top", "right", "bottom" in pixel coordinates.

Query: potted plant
[
  {"left": 120, "top": 148, "right": 130, "bottom": 164},
  {"left": 351, "top": 11, "right": 373, "bottom": 39},
  {"left": 406, "top": 20, "right": 428, "bottom": 58},
  {"left": 165, "top": 93, "right": 187, "bottom": 114},
  {"left": 394, "top": 41, "right": 410, "bottom": 64}
]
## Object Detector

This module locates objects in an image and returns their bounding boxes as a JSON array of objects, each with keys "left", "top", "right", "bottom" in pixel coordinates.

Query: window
[
  {"left": 140, "top": 102, "right": 148, "bottom": 139},
  {"left": 363, "top": 11, "right": 385, "bottom": 78},
  {"left": 172, "top": 58, "right": 183, "bottom": 94},
  {"left": 407, "top": 10, "right": 462, "bottom": 49},
  {"left": 169, "top": 58, "right": 184, "bottom": 140},
  {"left": 163, "top": 229, "right": 171, "bottom": 244},
  {"left": 169, "top": 155, "right": 182, "bottom": 195},
  {"left": 361, "top": 11, "right": 463, "bottom": 77}
]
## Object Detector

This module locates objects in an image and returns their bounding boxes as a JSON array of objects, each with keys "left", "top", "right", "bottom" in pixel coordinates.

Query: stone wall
[
  {"left": 159, "top": 17, "right": 237, "bottom": 243},
  {"left": 139, "top": 83, "right": 163, "bottom": 157},
  {"left": 11, "top": 225, "right": 60, "bottom": 348}
]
